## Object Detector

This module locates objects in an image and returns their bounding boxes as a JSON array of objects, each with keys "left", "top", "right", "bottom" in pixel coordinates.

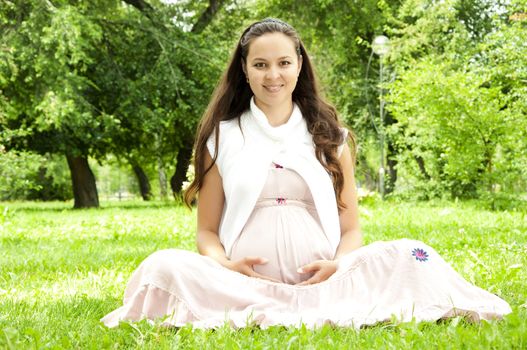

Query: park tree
[
  {"left": 113, "top": 0, "right": 230, "bottom": 200},
  {"left": 0, "top": 0, "right": 227, "bottom": 207},
  {"left": 386, "top": 0, "right": 527, "bottom": 200},
  {"left": 1, "top": 0, "right": 110, "bottom": 207}
]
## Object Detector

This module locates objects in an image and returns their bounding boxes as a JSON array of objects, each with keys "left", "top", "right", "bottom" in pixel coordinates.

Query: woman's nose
[{"left": 265, "top": 65, "right": 280, "bottom": 79}]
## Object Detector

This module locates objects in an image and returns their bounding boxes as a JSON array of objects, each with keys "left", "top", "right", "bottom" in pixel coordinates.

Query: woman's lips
[{"left": 263, "top": 84, "right": 284, "bottom": 93}]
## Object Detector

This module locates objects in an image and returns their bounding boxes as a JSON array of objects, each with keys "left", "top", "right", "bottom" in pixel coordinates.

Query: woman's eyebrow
[{"left": 251, "top": 55, "right": 293, "bottom": 61}]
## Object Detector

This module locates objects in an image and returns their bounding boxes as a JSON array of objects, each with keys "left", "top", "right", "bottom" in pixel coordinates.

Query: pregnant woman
[{"left": 101, "top": 18, "right": 511, "bottom": 328}]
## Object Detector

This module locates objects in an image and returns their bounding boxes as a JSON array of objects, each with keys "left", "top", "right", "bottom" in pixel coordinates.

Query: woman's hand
[
  {"left": 224, "top": 256, "right": 281, "bottom": 282},
  {"left": 296, "top": 260, "right": 338, "bottom": 286}
]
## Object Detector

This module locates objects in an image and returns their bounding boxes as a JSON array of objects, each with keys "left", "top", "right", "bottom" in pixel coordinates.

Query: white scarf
[{"left": 207, "top": 98, "right": 342, "bottom": 257}]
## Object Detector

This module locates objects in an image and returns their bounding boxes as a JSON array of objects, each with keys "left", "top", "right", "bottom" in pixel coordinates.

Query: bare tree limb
[
  {"left": 191, "top": 0, "right": 226, "bottom": 34},
  {"left": 121, "top": 0, "right": 154, "bottom": 13},
  {"left": 122, "top": 0, "right": 226, "bottom": 34}
]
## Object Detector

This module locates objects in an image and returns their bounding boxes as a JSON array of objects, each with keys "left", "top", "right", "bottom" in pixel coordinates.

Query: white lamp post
[{"left": 372, "top": 35, "right": 390, "bottom": 199}]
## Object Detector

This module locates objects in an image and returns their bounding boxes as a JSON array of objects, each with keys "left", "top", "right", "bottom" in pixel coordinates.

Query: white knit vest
[{"left": 207, "top": 98, "right": 346, "bottom": 257}]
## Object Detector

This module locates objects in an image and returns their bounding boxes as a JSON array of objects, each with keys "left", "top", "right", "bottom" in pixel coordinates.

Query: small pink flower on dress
[
  {"left": 274, "top": 163, "right": 284, "bottom": 169},
  {"left": 276, "top": 197, "right": 286, "bottom": 205},
  {"left": 412, "top": 248, "right": 429, "bottom": 262}
]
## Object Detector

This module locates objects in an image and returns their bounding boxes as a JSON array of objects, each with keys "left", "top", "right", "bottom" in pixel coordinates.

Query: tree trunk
[
  {"left": 384, "top": 111, "right": 397, "bottom": 194},
  {"left": 385, "top": 140, "right": 398, "bottom": 194},
  {"left": 132, "top": 164, "right": 152, "bottom": 201},
  {"left": 358, "top": 152, "right": 376, "bottom": 190},
  {"left": 414, "top": 155, "right": 431, "bottom": 180},
  {"left": 66, "top": 154, "right": 99, "bottom": 208},
  {"left": 170, "top": 144, "right": 193, "bottom": 197},
  {"left": 158, "top": 157, "right": 167, "bottom": 199}
]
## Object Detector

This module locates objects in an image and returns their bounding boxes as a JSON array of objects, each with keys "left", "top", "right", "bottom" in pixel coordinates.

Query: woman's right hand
[{"left": 224, "top": 256, "right": 281, "bottom": 282}]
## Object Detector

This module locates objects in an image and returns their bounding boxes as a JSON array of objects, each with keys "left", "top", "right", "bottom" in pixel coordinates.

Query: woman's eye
[
  {"left": 254, "top": 63, "right": 266, "bottom": 68},
  {"left": 280, "top": 61, "right": 292, "bottom": 66}
]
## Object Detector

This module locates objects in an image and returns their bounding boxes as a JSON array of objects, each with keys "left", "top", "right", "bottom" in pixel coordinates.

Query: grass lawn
[{"left": 0, "top": 199, "right": 526, "bottom": 349}]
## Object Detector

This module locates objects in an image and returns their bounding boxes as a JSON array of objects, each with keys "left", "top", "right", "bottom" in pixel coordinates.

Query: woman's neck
[{"left": 254, "top": 98, "right": 294, "bottom": 127}]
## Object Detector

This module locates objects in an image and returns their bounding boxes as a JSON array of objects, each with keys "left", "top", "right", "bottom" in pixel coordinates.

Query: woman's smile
[{"left": 263, "top": 84, "right": 284, "bottom": 93}]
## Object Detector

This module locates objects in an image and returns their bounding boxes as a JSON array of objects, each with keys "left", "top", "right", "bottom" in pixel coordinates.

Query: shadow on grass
[{"left": 0, "top": 200, "right": 184, "bottom": 213}]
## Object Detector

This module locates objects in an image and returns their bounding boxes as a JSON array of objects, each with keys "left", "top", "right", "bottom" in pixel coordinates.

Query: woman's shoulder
[
  {"left": 339, "top": 126, "right": 349, "bottom": 139},
  {"left": 206, "top": 116, "right": 247, "bottom": 157},
  {"left": 214, "top": 116, "right": 247, "bottom": 140},
  {"left": 218, "top": 118, "right": 240, "bottom": 132},
  {"left": 337, "top": 126, "right": 350, "bottom": 158}
]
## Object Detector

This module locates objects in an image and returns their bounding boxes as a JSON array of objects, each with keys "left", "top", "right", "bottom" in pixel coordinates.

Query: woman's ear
[
  {"left": 241, "top": 59, "right": 247, "bottom": 76},
  {"left": 297, "top": 55, "right": 303, "bottom": 75}
]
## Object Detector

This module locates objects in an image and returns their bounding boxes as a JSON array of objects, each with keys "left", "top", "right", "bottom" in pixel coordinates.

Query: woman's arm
[
  {"left": 334, "top": 142, "right": 363, "bottom": 259},
  {"left": 296, "top": 142, "right": 363, "bottom": 285},
  {"left": 196, "top": 151, "right": 229, "bottom": 265},
  {"left": 196, "top": 151, "right": 279, "bottom": 281}
]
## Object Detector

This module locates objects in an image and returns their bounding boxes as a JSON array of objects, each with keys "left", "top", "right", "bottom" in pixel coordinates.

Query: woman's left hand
[{"left": 296, "top": 260, "right": 338, "bottom": 286}]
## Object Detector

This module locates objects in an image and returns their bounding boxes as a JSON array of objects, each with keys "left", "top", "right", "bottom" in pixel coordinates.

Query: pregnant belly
[{"left": 229, "top": 205, "right": 334, "bottom": 284}]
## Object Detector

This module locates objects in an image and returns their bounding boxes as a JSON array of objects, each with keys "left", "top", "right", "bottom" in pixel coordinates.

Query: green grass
[{"left": 1, "top": 199, "right": 526, "bottom": 349}]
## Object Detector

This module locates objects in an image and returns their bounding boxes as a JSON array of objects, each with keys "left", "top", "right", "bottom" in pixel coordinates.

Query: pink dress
[{"left": 101, "top": 165, "right": 511, "bottom": 328}]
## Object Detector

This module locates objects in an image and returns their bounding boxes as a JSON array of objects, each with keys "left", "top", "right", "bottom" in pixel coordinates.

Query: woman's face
[{"left": 244, "top": 32, "right": 302, "bottom": 112}]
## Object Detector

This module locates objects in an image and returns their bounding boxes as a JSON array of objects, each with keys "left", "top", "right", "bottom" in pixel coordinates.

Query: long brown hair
[{"left": 184, "top": 18, "right": 356, "bottom": 210}]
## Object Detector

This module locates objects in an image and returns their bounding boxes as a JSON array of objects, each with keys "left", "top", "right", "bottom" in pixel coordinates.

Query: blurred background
[{"left": 1, "top": 0, "right": 525, "bottom": 209}]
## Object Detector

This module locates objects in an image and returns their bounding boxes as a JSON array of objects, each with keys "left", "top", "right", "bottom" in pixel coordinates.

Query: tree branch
[
  {"left": 122, "top": 0, "right": 225, "bottom": 34},
  {"left": 191, "top": 0, "right": 226, "bottom": 34},
  {"left": 121, "top": 0, "right": 154, "bottom": 13}
]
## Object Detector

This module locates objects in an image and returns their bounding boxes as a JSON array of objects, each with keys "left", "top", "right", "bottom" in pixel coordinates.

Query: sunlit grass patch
[{"left": 1, "top": 200, "right": 526, "bottom": 349}]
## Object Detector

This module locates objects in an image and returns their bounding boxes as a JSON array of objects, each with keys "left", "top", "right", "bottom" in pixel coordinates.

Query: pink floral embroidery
[
  {"left": 274, "top": 163, "right": 284, "bottom": 169},
  {"left": 276, "top": 197, "right": 286, "bottom": 205},
  {"left": 412, "top": 248, "right": 429, "bottom": 262}
]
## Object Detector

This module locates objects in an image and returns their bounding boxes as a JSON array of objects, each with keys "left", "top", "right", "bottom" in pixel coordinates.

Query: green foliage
[
  {"left": 0, "top": 0, "right": 231, "bottom": 205},
  {"left": 388, "top": 59, "right": 517, "bottom": 197},
  {"left": 0, "top": 200, "right": 525, "bottom": 348},
  {"left": 0, "top": 149, "right": 72, "bottom": 201},
  {"left": 0, "top": 149, "right": 43, "bottom": 200},
  {"left": 1, "top": 0, "right": 525, "bottom": 202},
  {"left": 28, "top": 154, "right": 73, "bottom": 201},
  {"left": 90, "top": 4, "right": 221, "bottom": 160},
  {"left": 0, "top": 1, "right": 121, "bottom": 157},
  {"left": 386, "top": 0, "right": 527, "bottom": 200}
]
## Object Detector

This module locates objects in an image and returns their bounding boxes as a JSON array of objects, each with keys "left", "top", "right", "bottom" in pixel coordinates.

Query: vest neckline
[{"left": 248, "top": 97, "right": 302, "bottom": 141}]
